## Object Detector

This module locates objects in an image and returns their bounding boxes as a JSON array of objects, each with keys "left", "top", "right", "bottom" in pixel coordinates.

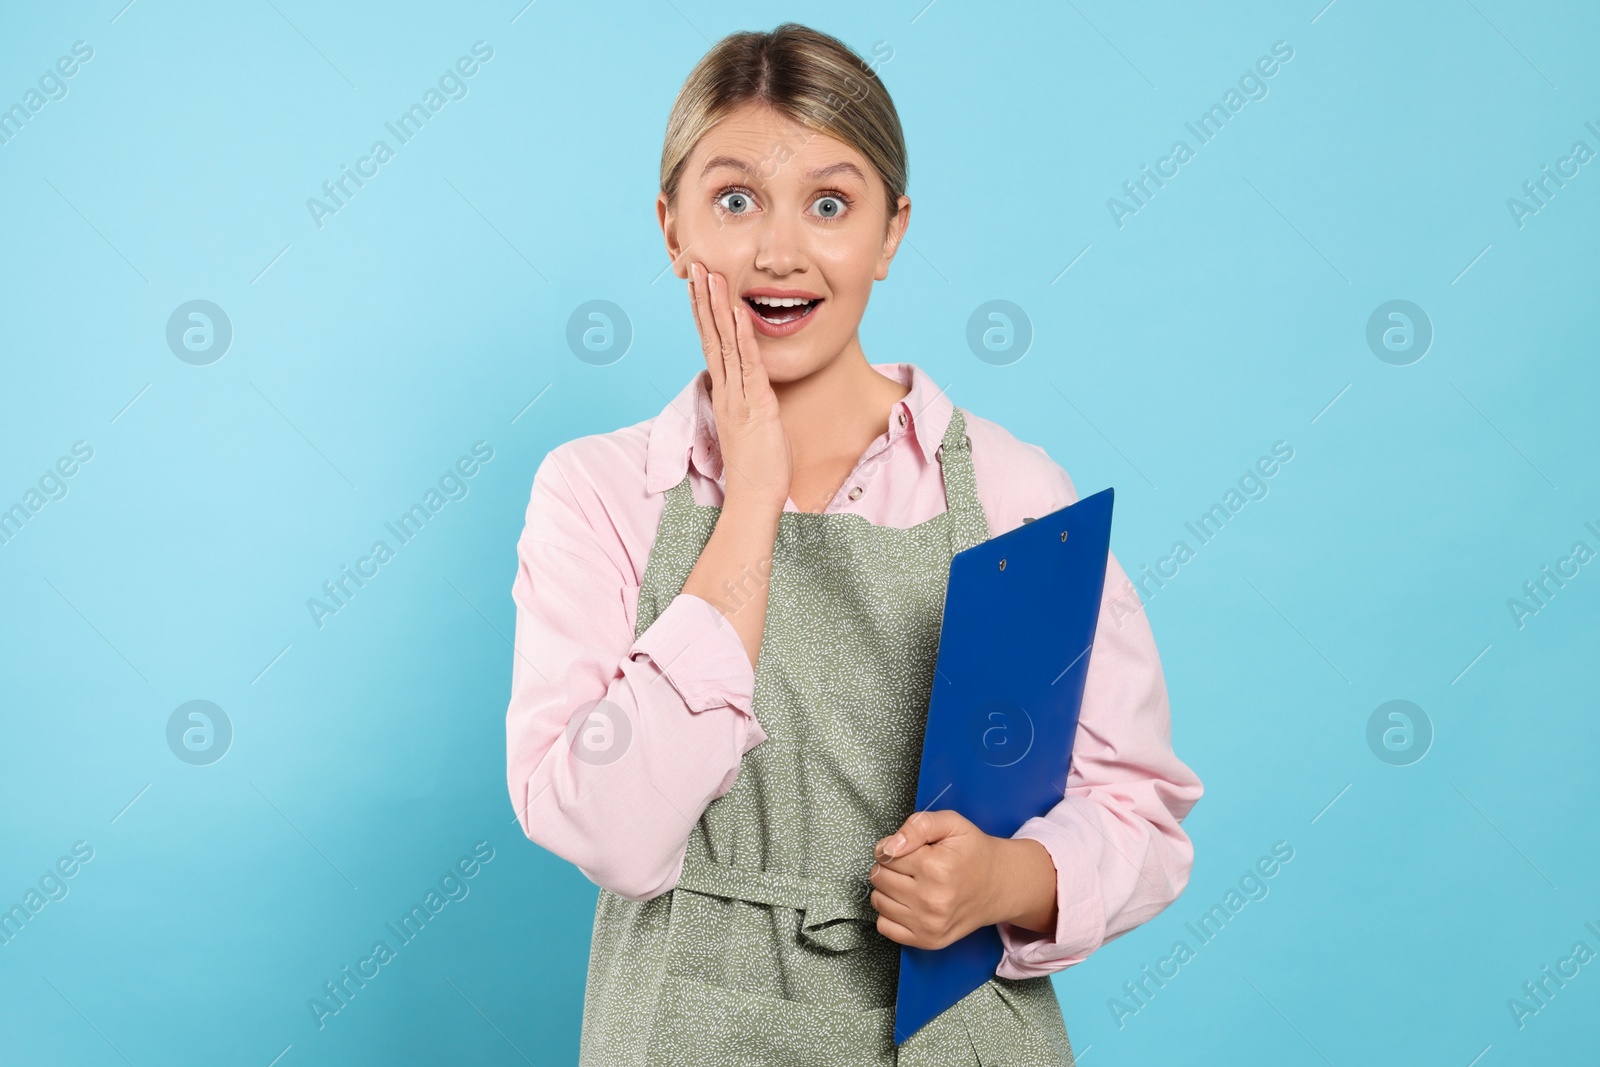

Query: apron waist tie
[{"left": 673, "top": 856, "right": 876, "bottom": 953}]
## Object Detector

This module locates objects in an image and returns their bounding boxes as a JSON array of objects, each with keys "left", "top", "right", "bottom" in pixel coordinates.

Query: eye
[
  {"left": 715, "top": 188, "right": 756, "bottom": 216},
  {"left": 812, "top": 193, "right": 850, "bottom": 221}
]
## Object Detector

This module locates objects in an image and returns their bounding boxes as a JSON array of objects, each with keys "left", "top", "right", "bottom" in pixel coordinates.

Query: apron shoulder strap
[
  {"left": 662, "top": 470, "right": 697, "bottom": 517},
  {"left": 936, "top": 406, "right": 990, "bottom": 552},
  {"left": 633, "top": 472, "right": 710, "bottom": 638}
]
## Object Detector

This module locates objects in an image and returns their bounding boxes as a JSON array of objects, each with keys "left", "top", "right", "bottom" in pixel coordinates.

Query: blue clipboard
[{"left": 892, "top": 486, "right": 1114, "bottom": 1045}]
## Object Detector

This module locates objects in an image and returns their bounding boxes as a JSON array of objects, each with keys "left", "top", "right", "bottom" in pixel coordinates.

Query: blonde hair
[{"left": 660, "top": 23, "right": 904, "bottom": 223}]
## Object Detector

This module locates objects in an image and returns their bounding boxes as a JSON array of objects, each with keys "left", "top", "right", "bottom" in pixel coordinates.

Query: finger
[
  {"left": 869, "top": 885, "right": 920, "bottom": 930},
  {"left": 868, "top": 860, "right": 919, "bottom": 899},
  {"left": 707, "top": 271, "right": 744, "bottom": 403},
  {"left": 877, "top": 809, "right": 960, "bottom": 861},
  {"left": 874, "top": 832, "right": 922, "bottom": 864},
  {"left": 732, "top": 298, "right": 770, "bottom": 401},
  {"left": 689, "top": 263, "right": 724, "bottom": 397},
  {"left": 875, "top": 842, "right": 941, "bottom": 878},
  {"left": 688, "top": 263, "right": 720, "bottom": 396},
  {"left": 874, "top": 911, "right": 922, "bottom": 948},
  {"left": 874, "top": 849, "right": 927, "bottom": 878}
]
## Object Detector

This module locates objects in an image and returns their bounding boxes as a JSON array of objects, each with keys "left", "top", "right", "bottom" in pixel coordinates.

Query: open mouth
[{"left": 744, "top": 296, "right": 822, "bottom": 326}]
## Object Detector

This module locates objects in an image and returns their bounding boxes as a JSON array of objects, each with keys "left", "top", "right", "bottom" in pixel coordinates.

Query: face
[{"left": 658, "top": 101, "right": 910, "bottom": 382}]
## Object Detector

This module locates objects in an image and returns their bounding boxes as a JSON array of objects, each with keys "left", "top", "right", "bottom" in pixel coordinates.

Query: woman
[{"left": 506, "top": 22, "right": 1203, "bottom": 1066}]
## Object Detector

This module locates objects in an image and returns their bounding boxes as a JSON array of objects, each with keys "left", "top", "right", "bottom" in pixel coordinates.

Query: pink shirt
[{"left": 506, "top": 361, "right": 1203, "bottom": 980}]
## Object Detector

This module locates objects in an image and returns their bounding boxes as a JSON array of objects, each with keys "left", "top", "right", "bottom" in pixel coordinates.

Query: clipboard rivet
[
  {"left": 998, "top": 558, "right": 1006, "bottom": 571},
  {"left": 1060, "top": 530, "right": 1068, "bottom": 541}
]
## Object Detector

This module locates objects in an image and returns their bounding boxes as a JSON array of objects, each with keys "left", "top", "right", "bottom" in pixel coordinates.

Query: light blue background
[{"left": 2, "top": 1, "right": 1597, "bottom": 1064}]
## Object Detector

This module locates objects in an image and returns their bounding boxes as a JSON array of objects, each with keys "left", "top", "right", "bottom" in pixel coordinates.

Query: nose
[{"left": 752, "top": 208, "right": 807, "bottom": 277}]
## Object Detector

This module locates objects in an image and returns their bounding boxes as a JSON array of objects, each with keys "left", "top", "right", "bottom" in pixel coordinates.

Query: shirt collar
[{"left": 644, "top": 361, "right": 954, "bottom": 495}]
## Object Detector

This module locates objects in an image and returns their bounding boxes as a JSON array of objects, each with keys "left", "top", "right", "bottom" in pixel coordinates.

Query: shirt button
[
  {"left": 897, "top": 411, "right": 907, "bottom": 427},
  {"left": 847, "top": 486, "right": 863, "bottom": 501}
]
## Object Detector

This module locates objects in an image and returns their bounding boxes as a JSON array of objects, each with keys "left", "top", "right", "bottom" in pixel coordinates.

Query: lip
[
  {"left": 741, "top": 287, "right": 825, "bottom": 339},
  {"left": 741, "top": 286, "right": 824, "bottom": 301}
]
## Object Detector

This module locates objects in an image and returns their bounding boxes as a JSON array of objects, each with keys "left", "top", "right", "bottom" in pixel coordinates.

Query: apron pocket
[
  {"left": 958, "top": 978, "right": 1075, "bottom": 1067},
  {"left": 646, "top": 973, "right": 897, "bottom": 1067}
]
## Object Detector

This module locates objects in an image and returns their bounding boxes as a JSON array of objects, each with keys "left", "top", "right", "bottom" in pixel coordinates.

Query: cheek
[
  {"left": 816, "top": 277, "right": 870, "bottom": 334},
  {"left": 686, "top": 231, "right": 743, "bottom": 275},
  {"left": 678, "top": 211, "right": 743, "bottom": 264},
  {"left": 818, "top": 244, "right": 881, "bottom": 297}
]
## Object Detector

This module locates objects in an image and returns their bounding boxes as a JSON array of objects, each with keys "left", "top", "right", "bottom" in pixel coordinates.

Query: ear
[
  {"left": 874, "top": 195, "right": 912, "bottom": 282},
  {"left": 658, "top": 191, "right": 688, "bottom": 280}
]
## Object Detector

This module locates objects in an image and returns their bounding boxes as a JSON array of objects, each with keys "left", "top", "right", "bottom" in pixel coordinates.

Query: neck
[{"left": 771, "top": 337, "right": 909, "bottom": 465}]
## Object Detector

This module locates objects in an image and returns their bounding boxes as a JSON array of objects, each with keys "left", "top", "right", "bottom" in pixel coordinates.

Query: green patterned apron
[{"left": 579, "top": 407, "right": 1075, "bottom": 1066}]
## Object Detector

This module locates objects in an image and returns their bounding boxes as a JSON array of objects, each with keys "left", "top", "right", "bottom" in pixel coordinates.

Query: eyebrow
[{"left": 699, "top": 156, "right": 868, "bottom": 185}]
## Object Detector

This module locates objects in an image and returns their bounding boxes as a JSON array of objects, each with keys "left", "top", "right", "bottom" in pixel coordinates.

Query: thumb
[{"left": 877, "top": 809, "right": 964, "bottom": 861}]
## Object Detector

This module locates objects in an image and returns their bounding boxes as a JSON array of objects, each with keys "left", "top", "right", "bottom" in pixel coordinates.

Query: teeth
[{"left": 748, "top": 296, "right": 816, "bottom": 307}]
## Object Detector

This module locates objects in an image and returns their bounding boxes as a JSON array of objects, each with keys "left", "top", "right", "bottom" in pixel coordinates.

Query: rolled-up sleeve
[
  {"left": 506, "top": 450, "right": 766, "bottom": 902},
  {"left": 993, "top": 477, "right": 1203, "bottom": 978},
  {"left": 629, "top": 593, "right": 757, "bottom": 718}
]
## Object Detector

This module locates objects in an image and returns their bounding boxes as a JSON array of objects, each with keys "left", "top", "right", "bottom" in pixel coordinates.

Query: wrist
[
  {"left": 989, "top": 836, "right": 1059, "bottom": 936},
  {"left": 721, "top": 486, "right": 787, "bottom": 517}
]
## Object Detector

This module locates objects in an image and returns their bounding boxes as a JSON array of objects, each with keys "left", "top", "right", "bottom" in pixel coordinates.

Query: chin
[{"left": 759, "top": 340, "right": 843, "bottom": 385}]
